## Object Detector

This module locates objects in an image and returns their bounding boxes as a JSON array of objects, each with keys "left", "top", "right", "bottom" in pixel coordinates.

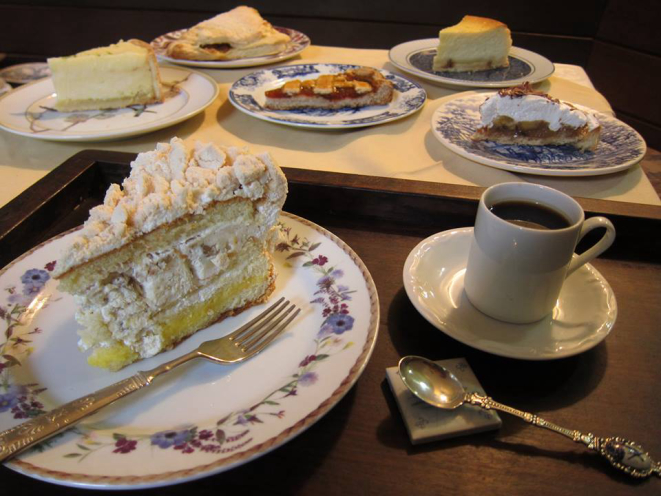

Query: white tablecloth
[{"left": 0, "top": 45, "right": 658, "bottom": 208}]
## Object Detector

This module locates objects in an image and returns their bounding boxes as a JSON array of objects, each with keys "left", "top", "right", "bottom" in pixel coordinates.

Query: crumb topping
[{"left": 55, "top": 138, "right": 287, "bottom": 276}]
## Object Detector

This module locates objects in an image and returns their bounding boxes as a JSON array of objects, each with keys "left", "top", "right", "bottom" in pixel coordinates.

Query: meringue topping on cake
[{"left": 472, "top": 83, "right": 601, "bottom": 151}]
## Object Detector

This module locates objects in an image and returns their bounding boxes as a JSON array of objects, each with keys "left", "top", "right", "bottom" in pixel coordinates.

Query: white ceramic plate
[
  {"left": 229, "top": 63, "right": 427, "bottom": 129},
  {"left": 431, "top": 91, "right": 647, "bottom": 176},
  {"left": 403, "top": 227, "right": 616, "bottom": 360},
  {"left": 0, "top": 67, "right": 218, "bottom": 142},
  {"left": 151, "top": 27, "right": 310, "bottom": 69},
  {"left": 0, "top": 212, "right": 379, "bottom": 488},
  {"left": 389, "top": 39, "right": 555, "bottom": 89}
]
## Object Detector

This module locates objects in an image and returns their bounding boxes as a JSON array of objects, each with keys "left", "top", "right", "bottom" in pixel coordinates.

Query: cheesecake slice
[
  {"left": 264, "top": 67, "right": 394, "bottom": 110},
  {"left": 472, "top": 83, "right": 602, "bottom": 151},
  {"left": 47, "top": 39, "right": 163, "bottom": 112},
  {"left": 432, "top": 15, "right": 512, "bottom": 72}
]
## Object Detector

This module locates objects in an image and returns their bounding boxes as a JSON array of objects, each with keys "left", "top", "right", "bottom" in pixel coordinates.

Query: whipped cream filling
[
  {"left": 479, "top": 94, "right": 600, "bottom": 131},
  {"left": 79, "top": 223, "right": 267, "bottom": 320},
  {"left": 76, "top": 226, "right": 275, "bottom": 357}
]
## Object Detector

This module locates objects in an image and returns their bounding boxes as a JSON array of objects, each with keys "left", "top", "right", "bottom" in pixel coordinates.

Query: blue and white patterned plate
[
  {"left": 151, "top": 27, "right": 310, "bottom": 69},
  {"left": 431, "top": 91, "right": 647, "bottom": 176},
  {"left": 389, "top": 39, "right": 554, "bottom": 89},
  {"left": 229, "top": 63, "right": 426, "bottom": 129}
]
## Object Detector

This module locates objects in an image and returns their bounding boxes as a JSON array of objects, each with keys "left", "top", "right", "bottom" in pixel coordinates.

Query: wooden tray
[{"left": 1, "top": 150, "right": 660, "bottom": 495}]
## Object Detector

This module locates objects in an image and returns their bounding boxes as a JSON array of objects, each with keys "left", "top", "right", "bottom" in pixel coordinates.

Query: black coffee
[{"left": 489, "top": 200, "right": 572, "bottom": 230}]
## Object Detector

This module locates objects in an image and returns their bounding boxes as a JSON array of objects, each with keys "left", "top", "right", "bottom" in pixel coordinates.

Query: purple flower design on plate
[
  {"left": 319, "top": 313, "right": 355, "bottom": 337},
  {"left": 298, "top": 371, "right": 318, "bottom": 386},
  {"left": 151, "top": 429, "right": 193, "bottom": 449},
  {"left": 20, "top": 269, "right": 50, "bottom": 295},
  {"left": 0, "top": 385, "right": 26, "bottom": 413},
  {"left": 113, "top": 437, "right": 137, "bottom": 454},
  {"left": 7, "top": 292, "right": 34, "bottom": 306}
]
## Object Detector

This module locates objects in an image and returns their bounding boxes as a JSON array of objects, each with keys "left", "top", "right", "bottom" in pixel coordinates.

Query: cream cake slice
[
  {"left": 53, "top": 138, "right": 288, "bottom": 371},
  {"left": 432, "top": 15, "right": 512, "bottom": 72},
  {"left": 472, "top": 83, "right": 602, "bottom": 151},
  {"left": 47, "top": 39, "right": 163, "bottom": 112}
]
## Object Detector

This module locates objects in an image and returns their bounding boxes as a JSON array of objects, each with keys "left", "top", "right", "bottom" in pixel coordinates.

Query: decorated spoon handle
[{"left": 466, "top": 392, "right": 661, "bottom": 479}]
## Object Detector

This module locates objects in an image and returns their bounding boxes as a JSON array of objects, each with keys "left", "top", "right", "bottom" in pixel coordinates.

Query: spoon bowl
[{"left": 398, "top": 355, "right": 466, "bottom": 409}]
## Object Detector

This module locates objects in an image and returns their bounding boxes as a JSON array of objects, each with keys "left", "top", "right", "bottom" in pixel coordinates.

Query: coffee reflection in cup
[{"left": 463, "top": 183, "right": 616, "bottom": 324}]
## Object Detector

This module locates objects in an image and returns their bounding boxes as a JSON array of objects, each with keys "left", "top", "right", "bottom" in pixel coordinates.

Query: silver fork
[{"left": 0, "top": 297, "right": 299, "bottom": 462}]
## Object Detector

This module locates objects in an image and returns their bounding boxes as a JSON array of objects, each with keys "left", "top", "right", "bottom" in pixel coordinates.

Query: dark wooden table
[{"left": 0, "top": 151, "right": 659, "bottom": 494}]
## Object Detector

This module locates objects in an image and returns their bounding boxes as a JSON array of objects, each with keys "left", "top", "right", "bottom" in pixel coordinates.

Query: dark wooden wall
[{"left": 0, "top": 0, "right": 659, "bottom": 148}]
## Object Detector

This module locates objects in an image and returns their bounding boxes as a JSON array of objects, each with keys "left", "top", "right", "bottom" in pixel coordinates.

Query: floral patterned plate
[
  {"left": 0, "top": 212, "right": 379, "bottom": 488},
  {"left": 0, "top": 67, "right": 218, "bottom": 142},
  {"left": 431, "top": 91, "right": 647, "bottom": 176},
  {"left": 229, "top": 63, "right": 426, "bottom": 129},
  {"left": 151, "top": 27, "right": 310, "bottom": 69}
]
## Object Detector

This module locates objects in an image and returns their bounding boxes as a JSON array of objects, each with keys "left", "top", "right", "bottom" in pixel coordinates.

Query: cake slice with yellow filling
[
  {"left": 47, "top": 39, "right": 163, "bottom": 112},
  {"left": 53, "top": 138, "right": 287, "bottom": 371}
]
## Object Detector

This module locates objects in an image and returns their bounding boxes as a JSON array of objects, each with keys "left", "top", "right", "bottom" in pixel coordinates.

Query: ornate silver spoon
[{"left": 398, "top": 355, "right": 660, "bottom": 479}]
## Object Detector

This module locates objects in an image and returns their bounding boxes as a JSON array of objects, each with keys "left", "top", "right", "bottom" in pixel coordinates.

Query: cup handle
[{"left": 566, "top": 216, "right": 616, "bottom": 276}]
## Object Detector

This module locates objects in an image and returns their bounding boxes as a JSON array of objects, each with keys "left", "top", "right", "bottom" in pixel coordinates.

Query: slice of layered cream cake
[
  {"left": 47, "top": 39, "right": 163, "bottom": 112},
  {"left": 53, "top": 138, "right": 287, "bottom": 371},
  {"left": 472, "top": 83, "right": 601, "bottom": 151}
]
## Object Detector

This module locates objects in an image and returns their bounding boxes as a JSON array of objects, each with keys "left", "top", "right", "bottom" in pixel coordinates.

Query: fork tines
[{"left": 231, "top": 297, "right": 300, "bottom": 354}]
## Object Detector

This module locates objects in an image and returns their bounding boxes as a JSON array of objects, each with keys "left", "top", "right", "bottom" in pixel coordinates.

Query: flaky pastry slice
[{"left": 166, "top": 6, "right": 290, "bottom": 61}]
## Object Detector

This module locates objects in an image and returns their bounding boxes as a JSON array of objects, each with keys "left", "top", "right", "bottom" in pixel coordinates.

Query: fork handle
[
  {"left": 0, "top": 373, "right": 150, "bottom": 462},
  {"left": 0, "top": 350, "right": 199, "bottom": 463}
]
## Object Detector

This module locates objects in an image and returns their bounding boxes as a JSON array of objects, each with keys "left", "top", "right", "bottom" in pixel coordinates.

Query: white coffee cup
[{"left": 463, "top": 183, "right": 616, "bottom": 324}]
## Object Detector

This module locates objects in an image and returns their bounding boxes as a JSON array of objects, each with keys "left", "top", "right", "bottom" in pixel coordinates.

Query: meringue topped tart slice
[
  {"left": 472, "top": 83, "right": 602, "bottom": 151},
  {"left": 47, "top": 39, "right": 163, "bottom": 112},
  {"left": 432, "top": 15, "right": 512, "bottom": 72}
]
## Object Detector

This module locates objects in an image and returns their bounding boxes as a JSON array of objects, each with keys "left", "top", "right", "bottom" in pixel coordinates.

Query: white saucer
[{"left": 403, "top": 227, "right": 617, "bottom": 360}]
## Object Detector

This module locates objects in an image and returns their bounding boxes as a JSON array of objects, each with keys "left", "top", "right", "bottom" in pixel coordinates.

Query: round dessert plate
[
  {"left": 151, "top": 27, "right": 310, "bottom": 68},
  {"left": 0, "top": 212, "right": 379, "bottom": 489},
  {"left": 431, "top": 91, "right": 647, "bottom": 176},
  {"left": 229, "top": 63, "right": 426, "bottom": 129},
  {"left": 0, "top": 66, "right": 219, "bottom": 142},
  {"left": 0, "top": 62, "right": 51, "bottom": 84},
  {"left": 388, "top": 39, "right": 555, "bottom": 89},
  {"left": 403, "top": 227, "right": 617, "bottom": 360}
]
